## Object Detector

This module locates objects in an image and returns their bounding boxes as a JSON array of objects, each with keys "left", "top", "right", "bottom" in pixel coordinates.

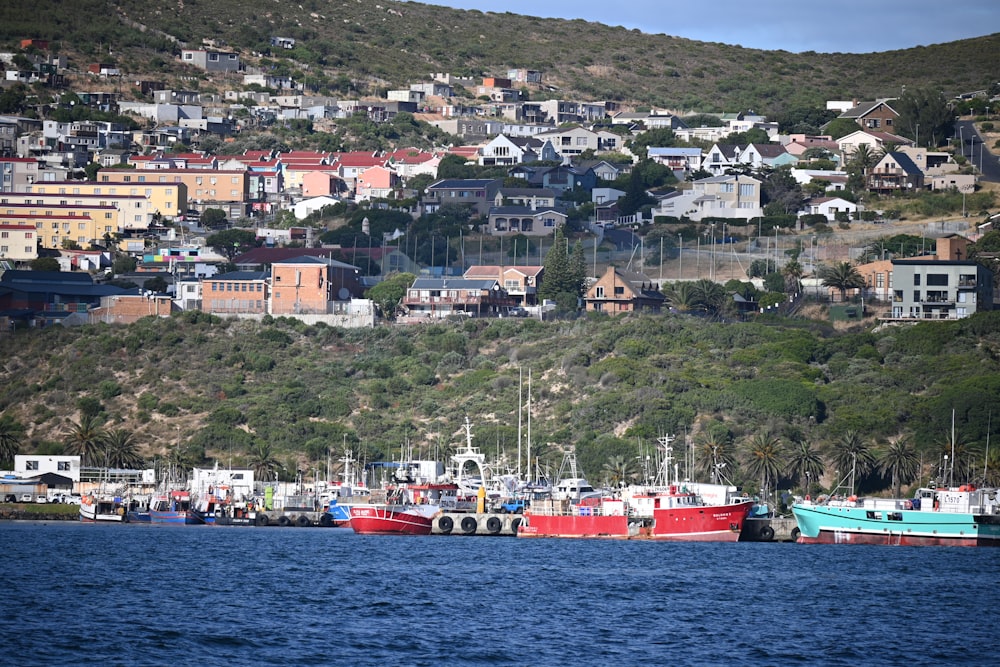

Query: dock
[
  {"left": 741, "top": 516, "right": 799, "bottom": 542},
  {"left": 432, "top": 512, "right": 521, "bottom": 536}
]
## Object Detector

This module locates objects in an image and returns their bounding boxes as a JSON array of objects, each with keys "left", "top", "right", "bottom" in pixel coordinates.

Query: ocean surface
[{"left": 2, "top": 521, "right": 998, "bottom": 666}]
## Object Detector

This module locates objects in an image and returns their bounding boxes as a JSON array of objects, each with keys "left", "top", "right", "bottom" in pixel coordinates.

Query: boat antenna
[
  {"left": 527, "top": 367, "right": 532, "bottom": 486},
  {"left": 984, "top": 410, "right": 991, "bottom": 484},
  {"left": 517, "top": 367, "right": 522, "bottom": 480},
  {"left": 950, "top": 408, "right": 956, "bottom": 487}
]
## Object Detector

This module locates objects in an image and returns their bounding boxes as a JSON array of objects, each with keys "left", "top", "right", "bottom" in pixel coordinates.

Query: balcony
[{"left": 957, "top": 278, "right": 977, "bottom": 289}]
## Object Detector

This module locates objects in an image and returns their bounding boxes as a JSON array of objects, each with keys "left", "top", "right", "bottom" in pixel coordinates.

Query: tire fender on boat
[
  {"left": 759, "top": 525, "right": 775, "bottom": 541},
  {"left": 256, "top": 513, "right": 270, "bottom": 527},
  {"left": 319, "top": 513, "right": 333, "bottom": 527},
  {"left": 278, "top": 515, "right": 292, "bottom": 527},
  {"left": 510, "top": 517, "right": 522, "bottom": 534},
  {"left": 296, "top": 515, "right": 311, "bottom": 528},
  {"left": 486, "top": 517, "right": 502, "bottom": 534},
  {"left": 460, "top": 516, "right": 478, "bottom": 534},
  {"left": 438, "top": 515, "right": 454, "bottom": 533},
  {"left": 791, "top": 527, "right": 801, "bottom": 542}
]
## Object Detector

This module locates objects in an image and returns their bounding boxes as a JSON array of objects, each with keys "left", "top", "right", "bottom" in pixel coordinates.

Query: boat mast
[
  {"left": 951, "top": 408, "right": 956, "bottom": 487},
  {"left": 985, "top": 411, "right": 991, "bottom": 484},
  {"left": 517, "top": 367, "right": 522, "bottom": 480},
  {"left": 656, "top": 434, "right": 676, "bottom": 486},
  {"left": 527, "top": 368, "right": 532, "bottom": 486}
]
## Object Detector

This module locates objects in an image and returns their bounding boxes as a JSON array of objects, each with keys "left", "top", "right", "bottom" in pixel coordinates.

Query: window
[
  {"left": 595, "top": 286, "right": 605, "bottom": 298},
  {"left": 26, "top": 460, "right": 38, "bottom": 471},
  {"left": 876, "top": 273, "right": 885, "bottom": 289},
  {"left": 58, "top": 461, "right": 70, "bottom": 471},
  {"left": 720, "top": 183, "right": 734, "bottom": 193},
  {"left": 739, "top": 183, "right": 754, "bottom": 197},
  {"left": 927, "top": 274, "right": 948, "bottom": 286},
  {"left": 913, "top": 274, "right": 921, "bottom": 286},
  {"left": 913, "top": 290, "right": 920, "bottom": 302}
]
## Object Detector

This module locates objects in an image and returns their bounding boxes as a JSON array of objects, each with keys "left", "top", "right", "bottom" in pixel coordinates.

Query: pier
[
  {"left": 741, "top": 516, "right": 799, "bottom": 542},
  {"left": 432, "top": 512, "right": 521, "bottom": 536}
]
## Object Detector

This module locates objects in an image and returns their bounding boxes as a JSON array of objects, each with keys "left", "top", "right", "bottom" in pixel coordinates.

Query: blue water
[{"left": 2, "top": 522, "right": 999, "bottom": 666}]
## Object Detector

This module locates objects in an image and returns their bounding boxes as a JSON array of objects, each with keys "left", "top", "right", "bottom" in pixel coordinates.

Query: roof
[
  {"left": 273, "top": 255, "right": 359, "bottom": 270},
  {"left": 747, "top": 143, "right": 789, "bottom": 158},
  {"left": 885, "top": 151, "right": 922, "bottom": 175},
  {"left": 233, "top": 247, "right": 345, "bottom": 265},
  {"left": 839, "top": 100, "right": 898, "bottom": 119},
  {"left": 648, "top": 147, "right": 702, "bottom": 157},
  {"left": 213, "top": 271, "right": 268, "bottom": 281},
  {"left": 410, "top": 277, "right": 498, "bottom": 290},
  {"left": 488, "top": 205, "right": 567, "bottom": 217},
  {"left": 428, "top": 179, "right": 499, "bottom": 190}
]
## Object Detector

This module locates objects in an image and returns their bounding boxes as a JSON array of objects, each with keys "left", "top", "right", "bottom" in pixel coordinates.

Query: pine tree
[
  {"left": 570, "top": 241, "right": 587, "bottom": 295},
  {"left": 538, "top": 227, "right": 571, "bottom": 300}
]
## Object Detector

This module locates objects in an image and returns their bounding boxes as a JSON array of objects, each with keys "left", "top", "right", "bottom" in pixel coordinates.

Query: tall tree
[
  {"left": 0, "top": 414, "right": 25, "bottom": 467},
  {"left": 877, "top": 436, "right": 920, "bottom": 498},
  {"left": 104, "top": 429, "right": 145, "bottom": 470},
  {"left": 538, "top": 227, "right": 572, "bottom": 300},
  {"left": 817, "top": 261, "right": 865, "bottom": 301},
  {"left": 247, "top": 442, "right": 280, "bottom": 481},
  {"left": 827, "top": 430, "right": 876, "bottom": 492},
  {"left": 206, "top": 228, "right": 259, "bottom": 260},
  {"left": 743, "top": 432, "right": 784, "bottom": 501},
  {"left": 786, "top": 440, "right": 826, "bottom": 494},
  {"left": 65, "top": 415, "right": 107, "bottom": 467},
  {"left": 569, "top": 241, "right": 587, "bottom": 294},
  {"left": 894, "top": 88, "right": 954, "bottom": 148}
]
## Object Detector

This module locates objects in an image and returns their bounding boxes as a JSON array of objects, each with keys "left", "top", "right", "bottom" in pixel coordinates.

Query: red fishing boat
[
  {"left": 348, "top": 481, "right": 456, "bottom": 535},
  {"left": 518, "top": 436, "right": 753, "bottom": 541}
]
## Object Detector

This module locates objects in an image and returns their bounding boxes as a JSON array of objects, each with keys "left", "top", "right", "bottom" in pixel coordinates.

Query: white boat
[{"left": 79, "top": 494, "right": 126, "bottom": 523}]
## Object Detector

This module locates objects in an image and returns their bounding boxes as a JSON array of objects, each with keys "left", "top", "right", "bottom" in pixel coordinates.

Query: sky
[{"left": 418, "top": 0, "right": 1000, "bottom": 54}]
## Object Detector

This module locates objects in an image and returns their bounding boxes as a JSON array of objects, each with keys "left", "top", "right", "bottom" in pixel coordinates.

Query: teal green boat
[{"left": 792, "top": 486, "right": 1000, "bottom": 547}]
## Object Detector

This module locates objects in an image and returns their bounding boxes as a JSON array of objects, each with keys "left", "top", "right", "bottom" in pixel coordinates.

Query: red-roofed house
[
  {"left": 301, "top": 169, "right": 346, "bottom": 197},
  {"left": 356, "top": 166, "right": 399, "bottom": 201},
  {"left": 463, "top": 264, "right": 544, "bottom": 306}
]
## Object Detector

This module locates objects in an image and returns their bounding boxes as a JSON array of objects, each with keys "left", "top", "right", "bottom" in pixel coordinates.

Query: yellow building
[
  {"left": 26, "top": 180, "right": 188, "bottom": 219},
  {"left": 1, "top": 192, "right": 153, "bottom": 232},
  {"left": 0, "top": 221, "right": 39, "bottom": 261},
  {"left": 99, "top": 169, "right": 249, "bottom": 209},
  {"left": 1, "top": 204, "right": 122, "bottom": 249}
]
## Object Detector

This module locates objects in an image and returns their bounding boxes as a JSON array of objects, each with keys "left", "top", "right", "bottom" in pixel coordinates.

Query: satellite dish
[{"left": 338, "top": 287, "right": 350, "bottom": 300}]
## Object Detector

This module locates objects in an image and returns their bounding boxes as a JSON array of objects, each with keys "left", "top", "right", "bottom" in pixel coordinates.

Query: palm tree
[
  {"left": 0, "top": 414, "right": 25, "bottom": 466},
  {"left": 742, "top": 432, "right": 784, "bottom": 502},
  {"left": 104, "top": 428, "right": 145, "bottom": 469},
  {"left": 827, "top": 430, "right": 876, "bottom": 492},
  {"left": 781, "top": 258, "right": 804, "bottom": 293},
  {"left": 786, "top": 440, "right": 826, "bottom": 494},
  {"left": 64, "top": 414, "right": 107, "bottom": 467},
  {"left": 601, "top": 454, "right": 638, "bottom": 488},
  {"left": 817, "top": 261, "right": 865, "bottom": 302},
  {"left": 694, "top": 432, "right": 737, "bottom": 483},
  {"left": 877, "top": 436, "right": 920, "bottom": 497},
  {"left": 691, "top": 279, "right": 727, "bottom": 314},
  {"left": 247, "top": 442, "right": 280, "bottom": 481},
  {"left": 849, "top": 143, "right": 876, "bottom": 177},
  {"left": 662, "top": 281, "right": 699, "bottom": 313}
]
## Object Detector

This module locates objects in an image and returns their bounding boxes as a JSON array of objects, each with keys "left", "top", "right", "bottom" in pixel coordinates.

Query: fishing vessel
[
  {"left": 79, "top": 494, "right": 127, "bottom": 523},
  {"left": 791, "top": 485, "right": 1000, "bottom": 546},
  {"left": 349, "top": 472, "right": 456, "bottom": 536},
  {"left": 518, "top": 437, "right": 754, "bottom": 541},
  {"left": 149, "top": 489, "right": 205, "bottom": 525}
]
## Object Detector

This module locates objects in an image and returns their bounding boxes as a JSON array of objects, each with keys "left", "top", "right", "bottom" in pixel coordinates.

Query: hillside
[
  {"left": 1, "top": 0, "right": 997, "bottom": 113},
  {"left": 2, "top": 310, "right": 1000, "bottom": 492}
]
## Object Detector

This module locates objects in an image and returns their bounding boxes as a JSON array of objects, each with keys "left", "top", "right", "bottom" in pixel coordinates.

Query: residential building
[
  {"left": 0, "top": 157, "right": 39, "bottom": 191},
  {"left": 463, "top": 265, "right": 543, "bottom": 306},
  {"left": 487, "top": 205, "right": 568, "bottom": 237},
  {"left": 648, "top": 147, "right": 703, "bottom": 173},
  {"left": 887, "top": 258, "right": 991, "bottom": 320},
  {"left": 356, "top": 165, "right": 399, "bottom": 201},
  {"left": 88, "top": 293, "right": 176, "bottom": 324},
  {"left": 799, "top": 196, "right": 860, "bottom": 222},
  {"left": 703, "top": 143, "right": 744, "bottom": 175},
  {"left": 868, "top": 152, "right": 924, "bottom": 194},
  {"left": 270, "top": 256, "right": 362, "bottom": 314},
  {"left": 422, "top": 179, "right": 503, "bottom": 217},
  {"left": 584, "top": 266, "right": 665, "bottom": 314},
  {"left": 837, "top": 130, "right": 912, "bottom": 159},
  {"left": 202, "top": 271, "right": 269, "bottom": 315},
  {"left": 838, "top": 99, "right": 899, "bottom": 131},
  {"left": 535, "top": 126, "right": 622, "bottom": 159},
  {"left": 98, "top": 168, "right": 250, "bottom": 218},
  {"left": 180, "top": 49, "right": 242, "bottom": 72},
  {"left": 737, "top": 143, "right": 796, "bottom": 169},
  {"left": 27, "top": 179, "right": 187, "bottom": 219},
  {"left": 402, "top": 276, "right": 513, "bottom": 318},
  {"left": 0, "top": 222, "right": 37, "bottom": 261}
]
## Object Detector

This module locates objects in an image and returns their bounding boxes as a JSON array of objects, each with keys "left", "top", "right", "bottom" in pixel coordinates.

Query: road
[{"left": 956, "top": 119, "right": 999, "bottom": 183}]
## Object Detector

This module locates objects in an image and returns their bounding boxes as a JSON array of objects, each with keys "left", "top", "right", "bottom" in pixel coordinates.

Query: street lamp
[{"left": 677, "top": 234, "right": 682, "bottom": 280}]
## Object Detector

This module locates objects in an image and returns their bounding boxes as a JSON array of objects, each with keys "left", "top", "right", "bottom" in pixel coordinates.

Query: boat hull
[
  {"left": 519, "top": 501, "right": 752, "bottom": 541},
  {"left": 79, "top": 497, "right": 126, "bottom": 523},
  {"left": 792, "top": 504, "right": 1000, "bottom": 547},
  {"left": 349, "top": 505, "right": 435, "bottom": 535},
  {"left": 149, "top": 510, "right": 204, "bottom": 525}
]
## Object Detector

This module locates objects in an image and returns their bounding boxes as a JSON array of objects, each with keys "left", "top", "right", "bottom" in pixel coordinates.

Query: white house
[
  {"left": 290, "top": 195, "right": 341, "bottom": 220},
  {"left": 14, "top": 454, "right": 80, "bottom": 483},
  {"left": 799, "top": 196, "right": 859, "bottom": 222}
]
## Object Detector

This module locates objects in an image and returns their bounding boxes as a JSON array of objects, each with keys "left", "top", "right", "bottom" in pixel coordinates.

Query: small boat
[
  {"left": 125, "top": 496, "right": 151, "bottom": 523},
  {"left": 79, "top": 494, "right": 127, "bottom": 523},
  {"left": 792, "top": 485, "right": 1000, "bottom": 546},
  {"left": 149, "top": 490, "right": 205, "bottom": 525},
  {"left": 349, "top": 482, "right": 455, "bottom": 535}
]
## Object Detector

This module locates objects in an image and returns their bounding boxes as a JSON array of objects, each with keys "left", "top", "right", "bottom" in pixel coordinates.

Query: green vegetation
[
  {"left": 0, "top": 1, "right": 997, "bottom": 113},
  {"left": 3, "top": 309, "right": 1000, "bottom": 496}
]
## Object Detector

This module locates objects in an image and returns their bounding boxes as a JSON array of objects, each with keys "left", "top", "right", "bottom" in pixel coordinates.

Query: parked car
[
  {"left": 19, "top": 493, "right": 33, "bottom": 502},
  {"left": 35, "top": 495, "right": 48, "bottom": 503},
  {"left": 3, "top": 494, "right": 16, "bottom": 503}
]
